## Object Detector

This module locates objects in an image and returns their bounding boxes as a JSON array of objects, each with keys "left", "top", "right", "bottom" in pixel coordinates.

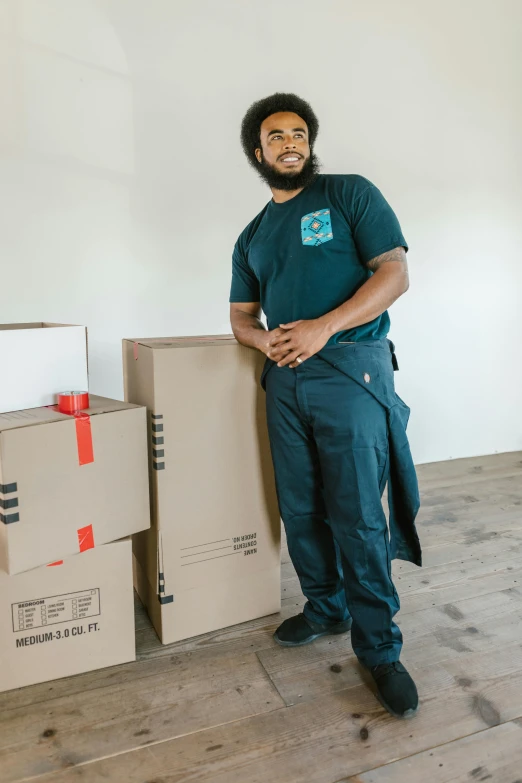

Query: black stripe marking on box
[
  {"left": 158, "top": 573, "right": 173, "bottom": 604},
  {"left": 152, "top": 414, "right": 163, "bottom": 420},
  {"left": 0, "top": 483, "right": 17, "bottom": 494},
  {"left": 152, "top": 423, "right": 164, "bottom": 433},
  {"left": 153, "top": 449, "right": 164, "bottom": 459},
  {"left": 0, "top": 497, "right": 18, "bottom": 510},
  {"left": 153, "top": 462, "right": 165, "bottom": 471},
  {"left": 152, "top": 436, "right": 164, "bottom": 446},
  {"left": 0, "top": 512, "right": 20, "bottom": 524}
]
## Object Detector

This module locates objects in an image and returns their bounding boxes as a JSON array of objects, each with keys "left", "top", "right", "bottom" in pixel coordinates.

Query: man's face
[
  {"left": 255, "top": 111, "right": 320, "bottom": 191},
  {"left": 256, "top": 111, "right": 310, "bottom": 173}
]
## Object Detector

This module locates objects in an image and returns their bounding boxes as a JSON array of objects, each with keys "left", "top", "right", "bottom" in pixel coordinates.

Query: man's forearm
[
  {"left": 318, "top": 263, "right": 409, "bottom": 337},
  {"left": 230, "top": 311, "right": 267, "bottom": 351}
]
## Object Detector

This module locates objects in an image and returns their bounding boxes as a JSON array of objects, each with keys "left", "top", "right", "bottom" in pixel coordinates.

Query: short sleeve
[
  {"left": 350, "top": 182, "right": 408, "bottom": 265},
  {"left": 229, "top": 240, "right": 260, "bottom": 303}
]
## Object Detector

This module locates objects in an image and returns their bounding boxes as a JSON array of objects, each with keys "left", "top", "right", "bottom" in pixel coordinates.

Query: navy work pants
[{"left": 264, "top": 344, "right": 403, "bottom": 667}]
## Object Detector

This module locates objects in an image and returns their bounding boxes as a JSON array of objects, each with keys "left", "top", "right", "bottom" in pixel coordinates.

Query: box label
[
  {"left": 12, "top": 588, "right": 101, "bottom": 632},
  {"left": 14, "top": 622, "right": 101, "bottom": 648},
  {"left": 180, "top": 532, "right": 259, "bottom": 566},
  {"left": 232, "top": 532, "right": 258, "bottom": 556}
]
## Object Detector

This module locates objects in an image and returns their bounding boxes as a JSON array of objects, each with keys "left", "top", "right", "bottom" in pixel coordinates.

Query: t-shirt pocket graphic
[{"left": 301, "top": 209, "right": 333, "bottom": 246}]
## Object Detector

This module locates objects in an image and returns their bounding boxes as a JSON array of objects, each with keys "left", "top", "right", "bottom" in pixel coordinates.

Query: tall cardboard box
[
  {"left": 123, "top": 336, "right": 281, "bottom": 644},
  {"left": 0, "top": 396, "right": 150, "bottom": 574},
  {"left": 0, "top": 539, "right": 135, "bottom": 692},
  {"left": 0, "top": 323, "right": 88, "bottom": 414}
]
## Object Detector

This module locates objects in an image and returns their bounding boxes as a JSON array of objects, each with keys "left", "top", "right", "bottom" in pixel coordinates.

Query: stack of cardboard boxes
[
  {"left": 0, "top": 323, "right": 150, "bottom": 692},
  {"left": 0, "top": 325, "right": 282, "bottom": 692}
]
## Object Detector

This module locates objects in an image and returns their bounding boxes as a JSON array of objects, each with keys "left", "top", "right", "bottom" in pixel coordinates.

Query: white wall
[{"left": 0, "top": 0, "right": 521, "bottom": 464}]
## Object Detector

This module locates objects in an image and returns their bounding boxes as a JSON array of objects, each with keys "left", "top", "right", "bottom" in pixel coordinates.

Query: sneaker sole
[
  {"left": 375, "top": 692, "right": 419, "bottom": 720},
  {"left": 273, "top": 620, "right": 353, "bottom": 648}
]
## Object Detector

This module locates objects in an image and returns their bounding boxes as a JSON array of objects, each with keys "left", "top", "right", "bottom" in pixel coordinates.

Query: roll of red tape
[{"left": 57, "top": 391, "right": 90, "bottom": 415}]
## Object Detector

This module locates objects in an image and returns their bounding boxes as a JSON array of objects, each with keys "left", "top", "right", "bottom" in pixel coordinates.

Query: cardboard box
[
  {"left": 123, "top": 336, "right": 281, "bottom": 644},
  {"left": 0, "top": 323, "right": 88, "bottom": 414},
  {"left": 0, "top": 539, "right": 135, "bottom": 692},
  {"left": 0, "top": 395, "right": 150, "bottom": 575}
]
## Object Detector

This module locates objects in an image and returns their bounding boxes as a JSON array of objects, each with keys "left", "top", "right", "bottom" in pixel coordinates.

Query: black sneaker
[
  {"left": 370, "top": 661, "right": 419, "bottom": 719},
  {"left": 274, "top": 612, "right": 352, "bottom": 647}
]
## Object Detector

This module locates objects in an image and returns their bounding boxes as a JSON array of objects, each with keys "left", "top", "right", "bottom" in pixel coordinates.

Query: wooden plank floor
[{"left": 2, "top": 452, "right": 522, "bottom": 783}]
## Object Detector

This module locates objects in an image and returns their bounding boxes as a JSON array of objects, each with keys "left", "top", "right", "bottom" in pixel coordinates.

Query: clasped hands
[{"left": 261, "top": 318, "right": 332, "bottom": 369}]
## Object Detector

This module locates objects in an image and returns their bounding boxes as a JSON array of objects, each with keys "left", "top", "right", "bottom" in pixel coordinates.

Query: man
[{"left": 229, "top": 93, "right": 422, "bottom": 719}]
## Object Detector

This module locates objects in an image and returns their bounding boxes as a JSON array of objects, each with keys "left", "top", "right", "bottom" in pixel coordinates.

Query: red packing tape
[
  {"left": 74, "top": 412, "right": 94, "bottom": 465},
  {"left": 77, "top": 524, "right": 94, "bottom": 553},
  {"left": 57, "top": 391, "right": 89, "bottom": 415}
]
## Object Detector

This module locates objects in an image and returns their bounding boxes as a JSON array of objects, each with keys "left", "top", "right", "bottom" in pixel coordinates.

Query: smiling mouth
[{"left": 279, "top": 155, "right": 302, "bottom": 165}]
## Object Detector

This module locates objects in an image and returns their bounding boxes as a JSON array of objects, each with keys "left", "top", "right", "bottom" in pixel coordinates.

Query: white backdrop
[{"left": 1, "top": 0, "right": 521, "bottom": 464}]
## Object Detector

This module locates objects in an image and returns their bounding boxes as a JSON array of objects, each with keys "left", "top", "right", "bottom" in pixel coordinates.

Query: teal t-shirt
[{"left": 229, "top": 174, "right": 408, "bottom": 344}]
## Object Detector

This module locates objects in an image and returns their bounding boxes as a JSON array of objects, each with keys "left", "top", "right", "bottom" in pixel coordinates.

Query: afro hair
[{"left": 240, "top": 92, "right": 319, "bottom": 169}]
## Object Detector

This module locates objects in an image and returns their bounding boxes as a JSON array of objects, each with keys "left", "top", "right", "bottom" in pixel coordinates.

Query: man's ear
[{"left": 255, "top": 148, "right": 262, "bottom": 164}]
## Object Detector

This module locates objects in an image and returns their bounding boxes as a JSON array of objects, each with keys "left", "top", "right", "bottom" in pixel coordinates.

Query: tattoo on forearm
[{"left": 367, "top": 246, "right": 407, "bottom": 272}]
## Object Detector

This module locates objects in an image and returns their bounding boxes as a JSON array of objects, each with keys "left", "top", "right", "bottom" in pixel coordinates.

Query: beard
[{"left": 256, "top": 151, "right": 321, "bottom": 191}]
